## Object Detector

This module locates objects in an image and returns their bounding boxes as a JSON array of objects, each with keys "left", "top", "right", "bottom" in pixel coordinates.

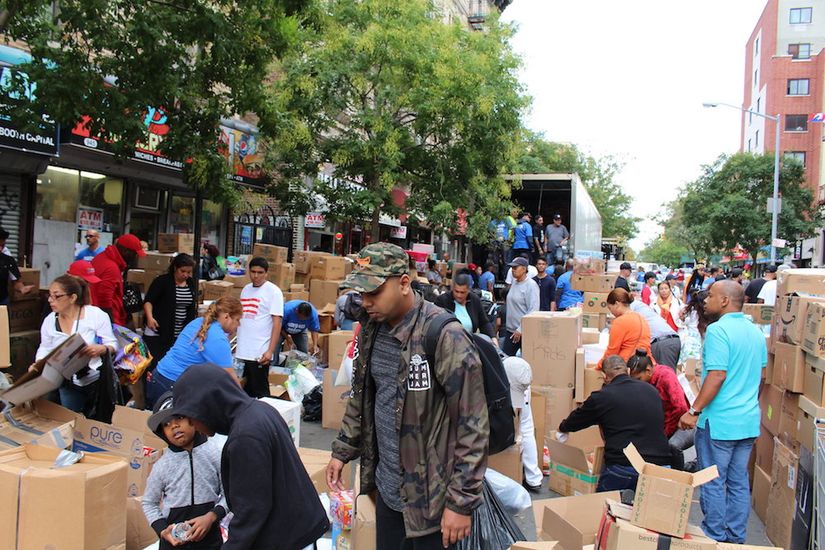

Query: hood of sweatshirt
[{"left": 173, "top": 363, "right": 252, "bottom": 435}]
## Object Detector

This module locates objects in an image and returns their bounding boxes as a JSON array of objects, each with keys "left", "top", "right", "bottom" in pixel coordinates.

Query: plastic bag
[
  {"left": 484, "top": 469, "right": 531, "bottom": 514},
  {"left": 334, "top": 324, "right": 360, "bottom": 387},
  {"left": 455, "top": 480, "right": 526, "bottom": 550},
  {"left": 302, "top": 386, "right": 323, "bottom": 422},
  {"left": 286, "top": 364, "right": 321, "bottom": 403}
]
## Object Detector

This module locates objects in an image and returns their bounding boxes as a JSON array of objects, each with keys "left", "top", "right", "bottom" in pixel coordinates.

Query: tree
[
  {"left": 2, "top": 0, "right": 311, "bottom": 200},
  {"left": 639, "top": 234, "right": 689, "bottom": 267},
  {"left": 516, "top": 132, "right": 640, "bottom": 242},
  {"left": 267, "top": 0, "right": 527, "bottom": 242}
]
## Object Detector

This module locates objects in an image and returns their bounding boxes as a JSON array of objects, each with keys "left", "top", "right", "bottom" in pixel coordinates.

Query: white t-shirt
[
  {"left": 757, "top": 280, "right": 777, "bottom": 306},
  {"left": 236, "top": 281, "right": 284, "bottom": 361},
  {"left": 505, "top": 265, "right": 538, "bottom": 285},
  {"left": 36, "top": 305, "right": 117, "bottom": 386}
]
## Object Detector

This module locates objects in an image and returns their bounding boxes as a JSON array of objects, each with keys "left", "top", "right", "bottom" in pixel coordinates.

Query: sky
[{"left": 501, "top": 1, "right": 769, "bottom": 252}]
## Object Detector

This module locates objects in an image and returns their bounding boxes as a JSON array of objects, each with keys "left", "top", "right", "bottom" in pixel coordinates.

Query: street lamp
[{"left": 703, "top": 101, "right": 781, "bottom": 264}]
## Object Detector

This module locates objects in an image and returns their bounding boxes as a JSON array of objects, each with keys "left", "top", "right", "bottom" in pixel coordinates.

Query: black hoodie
[{"left": 173, "top": 364, "right": 329, "bottom": 550}]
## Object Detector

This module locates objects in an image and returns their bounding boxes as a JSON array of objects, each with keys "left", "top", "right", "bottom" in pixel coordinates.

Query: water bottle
[{"left": 171, "top": 522, "right": 192, "bottom": 542}]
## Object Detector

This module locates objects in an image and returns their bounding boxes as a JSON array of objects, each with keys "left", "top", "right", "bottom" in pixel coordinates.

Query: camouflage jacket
[{"left": 331, "top": 293, "right": 489, "bottom": 537}]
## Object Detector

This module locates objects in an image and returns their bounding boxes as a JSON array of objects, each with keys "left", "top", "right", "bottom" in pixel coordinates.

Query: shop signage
[
  {"left": 305, "top": 213, "right": 326, "bottom": 228},
  {"left": 219, "top": 125, "right": 266, "bottom": 186},
  {"left": 390, "top": 226, "right": 407, "bottom": 239},
  {"left": 0, "top": 66, "right": 59, "bottom": 156},
  {"left": 77, "top": 205, "right": 104, "bottom": 231}
]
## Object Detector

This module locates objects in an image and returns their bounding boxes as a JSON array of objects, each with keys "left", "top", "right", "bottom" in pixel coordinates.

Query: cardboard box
[
  {"left": 522, "top": 311, "right": 582, "bottom": 388},
  {"left": 298, "top": 446, "right": 353, "bottom": 494},
  {"left": 753, "top": 426, "right": 775, "bottom": 473},
  {"left": 268, "top": 262, "right": 296, "bottom": 289},
  {"left": 283, "top": 290, "right": 310, "bottom": 303},
  {"left": 260, "top": 397, "right": 301, "bottom": 446},
  {"left": 310, "top": 279, "right": 343, "bottom": 310},
  {"left": 581, "top": 328, "right": 600, "bottom": 345},
  {"left": 773, "top": 341, "right": 805, "bottom": 392},
  {"left": 776, "top": 293, "right": 825, "bottom": 344},
  {"left": 802, "top": 301, "right": 825, "bottom": 358},
  {"left": 9, "top": 268, "right": 40, "bottom": 301},
  {"left": 752, "top": 464, "right": 771, "bottom": 523},
  {"left": 509, "top": 544, "right": 559, "bottom": 550},
  {"left": 759, "top": 383, "right": 783, "bottom": 435},
  {"left": 9, "top": 297, "right": 42, "bottom": 332},
  {"left": 776, "top": 268, "right": 825, "bottom": 298},
  {"left": 764, "top": 352, "right": 774, "bottom": 384},
  {"left": 311, "top": 256, "right": 348, "bottom": 281},
  {"left": 547, "top": 426, "right": 604, "bottom": 496},
  {"left": 573, "top": 257, "right": 606, "bottom": 276},
  {"left": 798, "top": 396, "right": 825, "bottom": 452},
  {"left": 488, "top": 442, "right": 523, "bottom": 484},
  {"left": 319, "top": 313, "right": 334, "bottom": 334},
  {"left": 582, "top": 313, "right": 607, "bottom": 331},
  {"left": 533, "top": 385, "right": 576, "bottom": 438},
  {"left": 623, "top": 443, "right": 718, "bottom": 537},
  {"left": 0, "top": 444, "right": 128, "bottom": 550},
  {"left": 803, "top": 354, "right": 825, "bottom": 406},
  {"left": 252, "top": 243, "right": 289, "bottom": 265},
  {"left": 583, "top": 293, "right": 610, "bottom": 315},
  {"left": 126, "top": 495, "right": 158, "bottom": 550},
  {"left": 530, "top": 390, "right": 546, "bottom": 451},
  {"left": 0, "top": 306, "right": 10, "bottom": 369},
  {"left": 540, "top": 491, "right": 621, "bottom": 550},
  {"left": 323, "top": 368, "right": 351, "bottom": 431},
  {"left": 576, "top": 368, "right": 605, "bottom": 403},
  {"left": 791, "top": 445, "right": 815, "bottom": 550},
  {"left": 290, "top": 284, "right": 306, "bottom": 292},
  {"left": 157, "top": 233, "right": 194, "bottom": 253},
  {"left": 742, "top": 303, "right": 774, "bottom": 325},
  {"left": 778, "top": 390, "right": 800, "bottom": 449},
  {"left": 294, "top": 250, "right": 329, "bottom": 274},
  {"left": 224, "top": 273, "right": 248, "bottom": 289},
  {"left": 6, "top": 329, "right": 40, "bottom": 381},
  {"left": 595, "top": 501, "right": 717, "bottom": 550},
  {"left": 0, "top": 399, "right": 76, "bottom": 451},
  {"left": 137, "top": 252, "right": 174, "bottom": 271},
  {"left": 571, "top": 274, "right": 616, "bottom": 293},
  {"left": 766, "top": 439, "right": 799, "bottom": 550},
  {"left": 328, "top": 330, "right": 354, "bottom": 370},
  {"left": 352, "top": 493, "right": 377, "bottom": 550},
  {"left": 202, "top": 280, "right": 234, "bottom": 301}
]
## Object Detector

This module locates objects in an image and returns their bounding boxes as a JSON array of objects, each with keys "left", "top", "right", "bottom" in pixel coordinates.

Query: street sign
[
  {"left": 772, "top": 238, "right": 787, "bottom": 248},
  {"left": 77, "top": 206, "right": 104, "bottom": 231},
  {"left": 305, "top": 213, "right": 326, "bottom": 228}
]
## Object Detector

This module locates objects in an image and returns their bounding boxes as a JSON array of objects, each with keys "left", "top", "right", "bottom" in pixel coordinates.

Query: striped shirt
[
  {"left": 174, "top": 285, "right": 194, "bottom": 337},
  {"left": 372, "top": 323, "right": 405, "bottom": 512}
]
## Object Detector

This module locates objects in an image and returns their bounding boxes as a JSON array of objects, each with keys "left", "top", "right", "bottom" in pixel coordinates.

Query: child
[{"left": 142, "top": 391, "right": 227, "bottom": 549}]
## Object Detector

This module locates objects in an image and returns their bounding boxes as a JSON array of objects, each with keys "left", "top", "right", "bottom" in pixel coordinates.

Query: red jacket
[
  {"left": 91, "top": 245, "right": 127, "bottom": 325},
  {"left": 651, "top": 365, "right": 690, "bottom": 437}
]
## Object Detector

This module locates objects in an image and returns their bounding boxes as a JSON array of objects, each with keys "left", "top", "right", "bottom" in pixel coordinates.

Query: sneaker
[{"left": 522, "top": 480, "right": 542, "bottom": 494}]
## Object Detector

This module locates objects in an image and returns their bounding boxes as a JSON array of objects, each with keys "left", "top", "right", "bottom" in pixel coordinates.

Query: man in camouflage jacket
[{"left": 326, "top": 243, "right": 489, "bottom": 549}]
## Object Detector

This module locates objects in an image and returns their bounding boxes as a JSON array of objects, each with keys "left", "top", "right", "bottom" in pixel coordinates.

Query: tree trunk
[
  {"left": 0, "top": 9, "right": 12, "bottom": 34},
  {"left": 370, "top": 205, "right": 381, "bottom": 243}
]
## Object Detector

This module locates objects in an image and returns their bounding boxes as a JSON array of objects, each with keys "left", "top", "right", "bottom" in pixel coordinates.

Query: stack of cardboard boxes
[
  {"left": 130, "top": 251, "right": 175, "bottom": 293},
  {"left": 571, "top": 257, "right": 614, "bottom": 332}
]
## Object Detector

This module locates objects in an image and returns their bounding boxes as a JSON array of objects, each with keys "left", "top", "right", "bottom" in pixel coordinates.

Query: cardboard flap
[
  {"left": 622, "top": 443, "right": 645, "bottom": 474},
  {"left": 546, "top": 437, "right": 590, "bottom": 472},
  {"left": 691, "top": 464, "right": 720, "bottom": 487}
]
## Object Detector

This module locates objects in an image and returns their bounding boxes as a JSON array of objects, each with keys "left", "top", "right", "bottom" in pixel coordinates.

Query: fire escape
[{"left": 467, "top": 0, "right": 513, "bottom": 31}]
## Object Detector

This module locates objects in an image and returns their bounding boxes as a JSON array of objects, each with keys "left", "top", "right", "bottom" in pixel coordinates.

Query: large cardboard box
[
  {"left": 778, "top": 390, "right": 800, "bottom": 449},
  {"left": 581, "top": 328, "right": 600, "bottom": 345},
  {"left": 752, "top": 464, "right": 771, "bottom": 523},
  {"left": 571, "top": 274, "right": 616, "bottom": 293},
  {"left": 253, "top": 243, "right": 289, "bottom": 265},
  {"left": 294, "top": 250, "right": 329, "bottom": 274},
  {"left": 126, "top": 495, "right": 158, "bottom": 550},
  {"left": 310, "top": 279, "right": 343, "bottom": 310},
  {"left": 776, "top": 268, "right": 825, "bottom": 298},
  {"left": 623, "top": 443, "right": 718, "bottom": 538},
  {"left": 0, "top": 444, "right": 128, "bottom": 550},
  {"left": 573, "top": 257, "right": 606, "bottom": 276},
  {"left": 283, "top": 290, "right": 310, "bottom": 303},
  {"left": 7, "top": 330, "right": 41, "bottom": 382},
  {"left": 328, "top": 330, "right": 354, "bottom": 370},
  {"left": 522, "top": 311, "right": 582, "bottom": 388},
  {"left": 157, "top": 232, "right": 194, "bottom": 253},
  {"left": 773, "top": 341, "right": 805, "bottom": 392},
  {"left": 224, "top": 272, "right": 248, "bottom": 288},
  {"left": 260, "top": 397, "right": 301, "bottom": 446},
  {"left": 595, "top": 501, "right": 717, "bottom": 550},
  {"left": 530, "top": 389, "right": 547, "bottom": 450},
  {"left": 0, "top": 399, "right": 76, "bottom": 451},
  {"left": 582, "top": 313, "right": 607, "bottom": 331},
  {"left": 582, "top": 293, "right": 610, "bottom": 315},
  {"left": 9, "top": 268, "right": 40, "bottom": 301},
  {"left": 753, "top": 426, "right": 775, "bottom": 473},
  {"left": 777, "top": 293, "right": 825, "bottom": 344},
  {"left": 766, "top": 439, "right": 799, "bottom": 550},
  {"left": 576, "top": 367, "right": 605, "bottom": 404},
  {"left": 323, "top": 368, "right": 351, "bottom": 431},
  {"left": 298, "top": 446, "right": 353, "bottom": 494},
  {"left": 803, "top": 354, "right": 825, "bottom": 406},
  {"left": 488, "top": 442, "right": 523, "bottom": 484},
  {"left": 798, "top": 396, "right": 825, "bottom": 452},
  {"left": 759, "top": 383, "right": 783, "bottom": 435},
  {"left": 547, "top": 427, "right": 604, "bottom": 496},
  {"left": 0, "top": 305, "right": 11, "bottom": 369},
  {"left": 540, "top": 491, "right": 621, "bottom": 550},
  {"left": 202, "top": 280, "right": 234, "bottom": 301},
  {"left": 533, "top": 385, "right": 576, "bottom": 437},
  {"left": 137, "top": 252, "right": 174, "bottom": 271},
  {"left": 311, "top": 256, "right": 348, "bottom": 281},
  {"left": 9, "top": 296, "right": 42, "bottom": 332},
  {"left": 352, "top": 493, "right": 377, "bottom": 550},
  {"left": 268, "top": 262, "right": 296, "bottom": 289},
  {"left": 742, "top": 303, "right": 774, "bottom": 325},
  {"left": 802, "top": 301, "right": 825, "bottom": 358}
]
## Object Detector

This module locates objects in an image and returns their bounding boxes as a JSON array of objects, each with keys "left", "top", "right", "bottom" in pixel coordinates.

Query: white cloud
[{"left": 501, "top": 0, "right": 767, "bottom": 252}]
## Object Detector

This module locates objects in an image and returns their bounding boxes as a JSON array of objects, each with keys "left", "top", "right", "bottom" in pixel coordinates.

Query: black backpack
[{"left": 424, "top": 312, "right": 516, "bottom": 455}]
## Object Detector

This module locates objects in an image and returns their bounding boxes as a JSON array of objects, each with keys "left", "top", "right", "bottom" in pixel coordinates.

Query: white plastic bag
[
  {"left": 483, "top": 468, "right": 531, "bottom": 514},
  {"left": 334, "top": 325, "right": 360, "bottom": 387},
  {"left": 286, "top": 364, "right": 321, "bottom": 403}
]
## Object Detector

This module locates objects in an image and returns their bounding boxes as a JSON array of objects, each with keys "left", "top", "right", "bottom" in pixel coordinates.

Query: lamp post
[{"left": 703, "top": 102, "right": 781, "bottom": 264}]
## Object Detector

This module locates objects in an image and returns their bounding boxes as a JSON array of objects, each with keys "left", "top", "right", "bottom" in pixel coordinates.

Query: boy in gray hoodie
[{"left": 142, "top": 391, "right": 227, "bottom": 549}]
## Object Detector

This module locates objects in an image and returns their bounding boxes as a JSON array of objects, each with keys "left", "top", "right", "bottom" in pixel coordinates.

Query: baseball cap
[
  {"left": 507, "top": 257, "right": 529, "bottom": 268},
  {"left": 116, "top": 233, "right": 147, "bottom": 257},
  {"left": 619, "top": 262, "right": 632, "bottom": 271},
  {"left": 765, "top": 265, "right": 778, "bottom": 273},
  {"left": 339, "top": 242, "right": 410, "bottom": 293},
  {"left": 553, "top": 214, "right": 562, "bottom": 220},
  {"left": 147, "top": 391, "right": 178, "bottom": 437},
  {"left": 67, "top": 260, "right": 102, "bottom": 284}
]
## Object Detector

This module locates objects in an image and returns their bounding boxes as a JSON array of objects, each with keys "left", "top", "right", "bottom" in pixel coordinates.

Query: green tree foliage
[
  {"left": 2, "top": 0, "right": 310, "bottom": 201},
  {"left": 516, "top": 132, "right": 640, "bottom": 242},
  {"left": 267, "top": 0, "right": 527, "bottom": 241},
  {"left": 639, "top": 234, "right": 689, "bottom": 267}
]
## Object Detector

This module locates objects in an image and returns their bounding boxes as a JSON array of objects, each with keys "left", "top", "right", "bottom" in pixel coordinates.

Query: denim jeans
[
  {"left": 145, "top": 369, "right": 175, "bottom": 410},
  {"left": 596, "top": 464, "right": 639, "bottom": 492},
  {"left": 695, "top": 425, "right": 756, "bottom": 543},
  {"left": 275, "top": 331, "right": 308, "bottom": 359}
]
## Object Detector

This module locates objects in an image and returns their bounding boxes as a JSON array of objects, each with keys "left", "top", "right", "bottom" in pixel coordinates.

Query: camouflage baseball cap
[{"left": 340, "top": 242, "right": 410, "bottom": 293}]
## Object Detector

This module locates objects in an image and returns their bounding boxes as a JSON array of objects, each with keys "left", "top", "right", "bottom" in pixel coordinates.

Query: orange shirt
[{"left": 597, "top": 311, "right": 655, "bottom": 369}]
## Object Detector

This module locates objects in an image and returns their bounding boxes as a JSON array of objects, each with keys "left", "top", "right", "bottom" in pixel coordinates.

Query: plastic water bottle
[{"left": 171, "top": 522, "right": 192, "bottom": 542}]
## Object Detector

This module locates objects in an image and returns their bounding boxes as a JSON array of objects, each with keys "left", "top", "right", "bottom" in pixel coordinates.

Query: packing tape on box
[{"left": 551, "top": 463, "right": 598, "bottom": 483}]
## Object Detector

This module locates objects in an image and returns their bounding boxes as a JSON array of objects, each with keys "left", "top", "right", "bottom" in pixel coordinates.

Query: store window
[
  {"left": 168, "top": 194, "right": 222, "bottom": 247},
  {"left": 36, "top": 166, "right": 123, "bottom": 232}
]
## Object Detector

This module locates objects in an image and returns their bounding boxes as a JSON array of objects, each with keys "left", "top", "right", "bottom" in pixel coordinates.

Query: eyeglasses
[
  {"left": 85, "top": 235, "right": 97, "bottom": 239},
  {"left": 47, "top": 293, "right": 68, "bottom": 301}
]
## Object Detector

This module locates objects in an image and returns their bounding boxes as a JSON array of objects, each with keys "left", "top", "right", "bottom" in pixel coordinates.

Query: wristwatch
[{"left": 689, "top": 407, "right": 701, "bottom": 416}]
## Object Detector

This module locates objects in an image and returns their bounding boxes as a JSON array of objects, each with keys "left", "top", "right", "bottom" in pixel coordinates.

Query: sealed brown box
[
  {"left": 252, "top": 243, "right": 289, "bottom": 265},
  {"left": 309, "top": 279, "right": 343, "bottom": 310},
  {"left": 9, "top": 268, "right": 40, "bottom": 301},
  {"left": 224, "top": 273, "right": 248, "bottom": 289},
  {"left": 319, "top": 313, "right": 334, "bottom": 334},
  {"left": 546, "top": 427, "right": 604, "bottom": 496},
  {"left": 802, "top": 301, "right": 825, "bottom": 359},
  {"left": 582, "top": 292, "right": 609, "bottom": 315},
  {"left": 267, "top": 262, "right": 296, "bottom": 289},
  {"left": 9, "top": 297, "right": 42, "bottom": 332},
  {"left": 283, "top": 290, "right": 310, "bottom": 303},
  {"left": 532, "top": 385, "right": 576, "bottom": 438},
  {"left": 539, "top": 490, "right": 620, "bottom": 550},
  {"left": 328, "top": 330, "right": 354, "bottom": 370},
  {"left": 570, "top": 274, "right": 616, "bottom": 293},
  {"left": 798, "top": 395, "right": 825, "bottom": 451},
  {"left": 804, "top": 353, "right": 825, "bottom": 406},
  {"left": 311, "top": 256, "right": 348, "bottom": 281},
  {"left": 322, "top": 368, "right": 350, "bottom": 430},
  {"left": 742, "top": 303, "right": 774, "bottom": 325},
  {"left": 521, "top": 311, "right": 581, "bottom": 388},
  {"left": 137, "top": 252, "right": 174, "bottom": 271},
  {"left": 778, "top": 390, "right": 800, "bottom": 449},
  {"left": 766, "top": 439, "right": 799, "bottom": 550},
  {"left": 202, "top": 280, "right": 234, "bottom": 301},
  {"left": 773, "top": 341, "right": 805, "bottom": 392},
  {"left": 753, "top": 426, "right": 775, "bottom": 473},
  {"left": 776, "top": 293, "right": 825, "bottom": 344},
  {"left": 157, "top": 233, "right": 194, "bottom": 253},
  {"left": 488, "top": 442, "right": 523, "bottom": 484},
  {"left": 290, "top": 284, "right": 306, "bottom": 292},
  {"left": 759, "top": 383, "right": 783, "bottom": 435},
  {"left": 530, "top": 389, "right": 546, "bottom": 449},
  {"left": 573, "top": 257, "right": 606, "bottom": 276},
  {"left": 580, "top": 327, "right": 600, "bottom": 345},
  {"left": 623, "top": 443, "right": 718, "bottom": 537},
  {"left": 776, "top": 268, "right": 825, "bottom": 298},
  {"left": 752, "top": 464, "right": 771, "bottom": 523},
  {"left": 294, "top": 250, "right": 329, "bottom": 274},
  {"left": 575, "top": 367, "right": 604, "bottom": 403},
  {"left": 582, "top": 313, "right": 607, "bottom": 331},
  {"left": 0, "top": 444, "right": 128, "bottom": 550},
  {"left": 7, "top": 329, "right": 40, "bottom": 378}
]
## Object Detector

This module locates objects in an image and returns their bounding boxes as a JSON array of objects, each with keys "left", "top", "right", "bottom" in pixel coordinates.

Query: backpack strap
[{"left": 424, "top": 312, "right": 459, "bottom": 368}]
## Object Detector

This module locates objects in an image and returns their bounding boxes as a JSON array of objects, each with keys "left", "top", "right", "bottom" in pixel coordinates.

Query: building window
[
  {"left": 788, "top": 78, "right": 810, "bottom": 95},
  {"left": 748, "top": 138, "right": 752, "bottom": 152},
  {"left": 756, "top": 97, "right": 761, "bottom": 113},
  {"left": 754, "top": 69, "right": 759, "bottom": 86},
  {"left": 789, "top": 43, "right": 812, "bottom": 59},
  {"left": 755, "top": 130, "right": 760, "bottom": 147},
  {"left": 755, "top": 37, "right": 760, "bottom": 56},
  {"left": 790, "top": 7, "right": 813, "bottom": 24},
  {"left": 784, "top": 151, "right": 807, "bottom": 166},
  {"left": 785, "top": 114, "right": 809, "bottom": 131}
]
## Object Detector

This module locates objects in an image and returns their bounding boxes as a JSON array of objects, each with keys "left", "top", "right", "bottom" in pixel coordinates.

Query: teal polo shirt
[{"left": 699, "top": 312, "right": 767, "bottom": 440}]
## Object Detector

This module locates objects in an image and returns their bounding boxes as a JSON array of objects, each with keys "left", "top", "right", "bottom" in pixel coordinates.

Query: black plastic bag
[
  {"left": 455, "top": 480, "right": 526, "bottom": 550},
  {"left": 302, "top": 386, "right": 323, "bottom": 422}
]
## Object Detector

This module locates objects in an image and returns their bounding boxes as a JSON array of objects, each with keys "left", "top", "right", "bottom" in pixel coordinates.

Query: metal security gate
[
  {"left": 232, "top": 203, "right": 293, "bottom": 259},
  {"left": 0, "top": 174, "right": 22, "bottom": 258}
]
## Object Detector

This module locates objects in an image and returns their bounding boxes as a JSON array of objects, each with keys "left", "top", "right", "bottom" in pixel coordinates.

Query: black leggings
[{"left": 375, "top": 492, "right": 454, "bottom": 550}]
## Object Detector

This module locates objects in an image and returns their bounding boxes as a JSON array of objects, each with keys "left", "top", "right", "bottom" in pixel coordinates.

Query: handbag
[{"left": 123, "top": 281, "right": 144, "bottom": 314}]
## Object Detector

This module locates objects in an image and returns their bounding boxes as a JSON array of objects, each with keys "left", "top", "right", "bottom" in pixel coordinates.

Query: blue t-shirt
[
  {"left": 699, "top": 312, "right": 767, "bottom": 440},
  {"left": 479, "top": 271, "right": 496, "bottom": 292},
  {"left": 157, "top": 317, "right": 233, "bottom": 381},
  {"left": 454, "top": 302, "right": 473, "bottom": 333},
  {"left": 556, "top": 271, "right": 583, "bottom": 310},
  {"left": 75, "top": 246, "right": 103, "bottom": 261},
  {"left": 283, "top": 300, "right": 321, "bottom": 334},
  {"left": 512, "top": 220, "right": 533, "bottom": 249}
]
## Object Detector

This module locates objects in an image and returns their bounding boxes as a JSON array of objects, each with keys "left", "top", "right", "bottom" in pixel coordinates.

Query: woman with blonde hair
[{"left": 145, "top": 295, "right": 242, "bottom": 408}]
